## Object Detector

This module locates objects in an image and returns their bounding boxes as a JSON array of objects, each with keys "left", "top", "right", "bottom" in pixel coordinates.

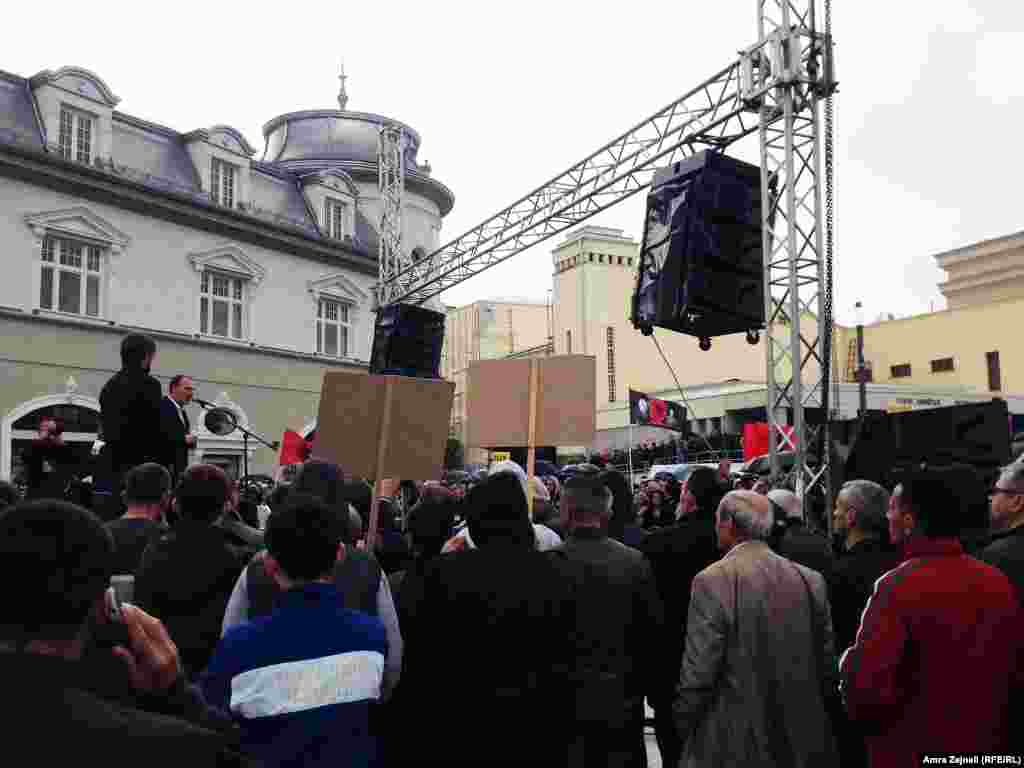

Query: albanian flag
[
  {"left": 629, "top": 389, "right": 687, "bottom": 432},
  {"left": 278, "top": 429, "right": 311, "bottom": 465}
]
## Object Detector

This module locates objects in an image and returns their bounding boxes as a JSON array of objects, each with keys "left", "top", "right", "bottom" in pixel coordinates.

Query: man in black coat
[
  {"left": 0, "top": 498, "right": 248, "bottom": 766},
  {"left": 159, "top": 374, "right": 196, "bottom": 483},
  {"left": 558, "top": 475, "right": 664, "bottom": 768},
  {"left": 400, "top": 472, "right": 576, "bottom": 768},
  {"left": 135, "top": 465, "right": 244, "bottom": 679},
  {"left": 979, "top": 462, "right": 1024, "bottom": 602},
  {"left": 638, "top": 467, "right": 722, "bottom": 768},
  {"left": 768, "top": 488, "right": 836, "bottom": 580},
  {"left": 827, "top": 479, "right": 901, "bottom": 768},
  {"left": 99, "top": 334, "right": 163, "bottom": 494}
]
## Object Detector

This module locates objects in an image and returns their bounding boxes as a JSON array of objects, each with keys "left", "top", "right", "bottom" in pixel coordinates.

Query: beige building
[{"left": 442, "top": 298, "right": 552, "bottom": 459}]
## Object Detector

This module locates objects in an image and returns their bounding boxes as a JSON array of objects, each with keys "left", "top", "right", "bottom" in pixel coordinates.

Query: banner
[{"left": 629, "top": 389, "right": 687, "bottom": 432}]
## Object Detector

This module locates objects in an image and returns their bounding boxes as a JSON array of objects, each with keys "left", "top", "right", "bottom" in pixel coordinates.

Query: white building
[{"left": 0, "top": 64, "right": 454, "bottom": 482}]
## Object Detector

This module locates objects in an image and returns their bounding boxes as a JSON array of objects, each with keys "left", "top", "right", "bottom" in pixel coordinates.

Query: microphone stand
[{"left": 195, "top": 401, "right": 280, "bottom": 482}]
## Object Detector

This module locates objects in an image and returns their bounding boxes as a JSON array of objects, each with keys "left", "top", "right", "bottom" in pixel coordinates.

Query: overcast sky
[{"left": 6, "top": 1, "right": 1018, "bottom": 325}]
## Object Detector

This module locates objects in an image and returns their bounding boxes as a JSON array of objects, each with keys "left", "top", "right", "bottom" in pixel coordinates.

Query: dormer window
[
  {"left": 323, "top": 197, "right": 349, "bottom": 240},
  {"left": 211, "top": 158, "right": 236, "bottom": 208},
  {"left": 58, "top": 107, "right": 93, "bottom": 164}
]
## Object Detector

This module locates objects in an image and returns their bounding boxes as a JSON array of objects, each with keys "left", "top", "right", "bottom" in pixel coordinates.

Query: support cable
[{"left": 650, "top": 334, "right": 715, "bottom": 454}]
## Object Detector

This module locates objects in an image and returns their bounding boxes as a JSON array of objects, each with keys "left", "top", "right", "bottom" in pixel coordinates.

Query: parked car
[{"left": 744, "top": 451, "right": 819, "bottom": 477}]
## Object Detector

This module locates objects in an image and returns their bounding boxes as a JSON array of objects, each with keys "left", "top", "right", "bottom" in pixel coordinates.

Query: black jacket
[
  {"left": 158, "top": 396, "right": 191, "bottom": 479},
  {"left": 558, "top": 529, "right": 664, "bottom": 724},
  {"left": 775, "top": 519, "right": 836, "bottom": 581},
  {"left": 99, "top": 368, "right": 163, "bottom": 480},
  {"left": 0, "top": 652, "right": 248, "bottom": 767},
  {"left": 638, "top": 512, "right": 720, "bottom": 706},
  {"left": 826, "top": 537, "right": 902, "bottom": 653},
  {"left": 134, "top": 522, "right": 244, "bottom": 677},
  {"left": 21, "top": 439, "right": 76, "bottom": 500},
  {"left": 978, "top": 524, "right": 1024, "bottom": 605},
  {"left": 400, "top": 546, "right": 576, "bottom": 767}
]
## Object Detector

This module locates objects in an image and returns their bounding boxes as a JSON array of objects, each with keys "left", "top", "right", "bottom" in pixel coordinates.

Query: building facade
[
  {"left": 442, "top": 298, "right": 551, "bottom": 461},
  {"left": 0, "top": 64, "right": 454, "bottom": 482}
]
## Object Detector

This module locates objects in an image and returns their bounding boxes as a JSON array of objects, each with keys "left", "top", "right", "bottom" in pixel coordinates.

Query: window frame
[
  {"left": 930, "top": 357, "right": 955, "bottom": 374},
  {"left": 606, "top": 326, "right": 616, "bottom": 402},
  {"left": 38, "top": 234, "right": 105, "bottom": 319},
  {"left": 323, "top": 197, "right": 350, "bottom": 240},
  {"left": 58, "top": 106, "right": 94, "bottom": 165},
  {"left": 198, "top": 270, "right": 247, "bottom": 340},
  {"left": 890, "top": 363, "right": 912, "bottom": 379},
  {"left": 987, "top": 351, "right": 1002, "bottom": 392},
  {"left": 316, "top": 296, "right": 352, "bottom": 359},
  {"left": 210, "top": 157, "right": 237, "bottom": 208}
]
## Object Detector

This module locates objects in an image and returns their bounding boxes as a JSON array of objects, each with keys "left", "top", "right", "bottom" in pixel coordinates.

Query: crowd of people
[{"left": 3, "top": 332, "right": 1024, "bottom": 767}]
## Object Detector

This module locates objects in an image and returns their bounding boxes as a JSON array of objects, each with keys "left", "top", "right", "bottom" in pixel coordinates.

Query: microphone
[{"left": 194, "top": 398, "right": 215, "bottom": 408}]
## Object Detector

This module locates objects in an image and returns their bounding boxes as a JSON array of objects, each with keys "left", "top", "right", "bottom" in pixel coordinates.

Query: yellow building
[
  {"left": 836, "top": 230, "right": 1024, "bottom": 399},
  {"left": 442, "top": 298, "right": 552, "bottom": 459}
]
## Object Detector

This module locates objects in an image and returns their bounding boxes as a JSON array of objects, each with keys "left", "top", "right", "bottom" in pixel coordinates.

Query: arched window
[{"left": 3, "top": 397, "right": 101, "bottom": 484}]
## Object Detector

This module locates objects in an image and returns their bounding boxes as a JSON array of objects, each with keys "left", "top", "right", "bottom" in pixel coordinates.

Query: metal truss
[
  {"left": 376, "top": 0, "right": 835, "bottom": 518},
  {"left": 377, "top": 125, "right": 406, "bottom": 303},
  {"left": 753, "top": 0, "right": 835, "bottom": 513},
  {"left": 378, "top": 63, "right": 762, "bottom": 306}
]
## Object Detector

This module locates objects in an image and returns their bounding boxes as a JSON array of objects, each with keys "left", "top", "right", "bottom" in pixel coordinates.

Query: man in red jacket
[{"left": 840, "top": 468, "right": 1024, "bottom": 768}]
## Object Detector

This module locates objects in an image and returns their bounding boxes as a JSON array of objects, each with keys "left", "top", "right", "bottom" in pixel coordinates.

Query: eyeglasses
[{"left": 989, "top": 486, "right": 1024, "bottom": 497}]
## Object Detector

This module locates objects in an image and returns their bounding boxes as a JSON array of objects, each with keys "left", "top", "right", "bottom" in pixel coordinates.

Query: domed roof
[{"left": 261, "top": 109, "right": 453, "bottom": 216}]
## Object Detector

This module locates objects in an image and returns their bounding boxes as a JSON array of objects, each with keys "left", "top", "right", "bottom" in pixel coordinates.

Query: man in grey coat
[{"left": 673, "top": 490, "right": 838, "bottom": 768}]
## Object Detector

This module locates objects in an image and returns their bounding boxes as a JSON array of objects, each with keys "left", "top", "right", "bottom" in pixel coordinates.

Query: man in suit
[
  {"left": 99, "top": 334, "right": 163, "bottom": 519},
  {"left": 674, "top": 490, "right": 838, "bottom": 768},
  {"left": 160, "top": 375, "right": 196, "bottom": 483}
]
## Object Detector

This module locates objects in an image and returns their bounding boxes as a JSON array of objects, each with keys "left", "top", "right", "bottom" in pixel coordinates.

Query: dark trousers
[
  {"left": 653, "top": 703, "right": 682, "bottom": 768},
  {"left": 568, "top": 697, "right": 647, "bottom": 768}
]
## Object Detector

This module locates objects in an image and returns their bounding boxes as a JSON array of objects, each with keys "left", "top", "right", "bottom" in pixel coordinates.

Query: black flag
[{"left": 629, "top": 389, "right": 687, "bottom": 432}]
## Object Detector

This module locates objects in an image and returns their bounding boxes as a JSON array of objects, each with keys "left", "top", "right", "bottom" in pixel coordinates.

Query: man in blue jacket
[{"left": 202, "top": 493, "right": 388, "bottom": 768}]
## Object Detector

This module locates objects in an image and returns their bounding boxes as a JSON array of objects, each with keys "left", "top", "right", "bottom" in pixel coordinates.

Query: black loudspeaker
[
  {"left": 631, "top": 150, "right": 772, "bottom": 341},
  {"left": 889, "top": 400, "right": 1010, "bottom": 469},
  {"left": 838, "top": 411, "right": 894, "bottom": 488},
  {"left": 369, "top": 303, "right": 446, "bottom": 379}
]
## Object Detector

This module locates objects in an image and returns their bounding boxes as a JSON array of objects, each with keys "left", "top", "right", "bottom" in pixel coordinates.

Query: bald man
[{"left": 673, "top": 491, "right": 838, "bottom": 767}]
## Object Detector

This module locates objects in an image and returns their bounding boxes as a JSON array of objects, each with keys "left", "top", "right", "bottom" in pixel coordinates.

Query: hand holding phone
[{"left": 109, "top": 603, "right": 182, "bottom": 695}]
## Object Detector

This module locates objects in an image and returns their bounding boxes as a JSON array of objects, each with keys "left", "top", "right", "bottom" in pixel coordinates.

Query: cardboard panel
[
  {"left": 312, "top": 371, "right": 454, "bottom": 480},
  {"left": 467, "top": 355, "right": 596, "bottom": 448},
  {"left": 467, "top": 358, "right": 531, "bottom": 447}
]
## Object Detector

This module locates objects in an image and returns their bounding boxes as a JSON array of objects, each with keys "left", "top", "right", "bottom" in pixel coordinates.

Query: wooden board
[
  {"left": 312, "top": 371, "right": 455, "bottom": 481},
  {"left": 466, "top": 355, "right": 596, "bottom": 448}
]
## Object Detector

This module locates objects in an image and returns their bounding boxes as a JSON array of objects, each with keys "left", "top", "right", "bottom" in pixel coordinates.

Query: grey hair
[
  {"left": 718, "top": 491, "right": 774, "bottom": 540},
  {"left": 839, "top": 479, "right": 889, "bottom": 537}
]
